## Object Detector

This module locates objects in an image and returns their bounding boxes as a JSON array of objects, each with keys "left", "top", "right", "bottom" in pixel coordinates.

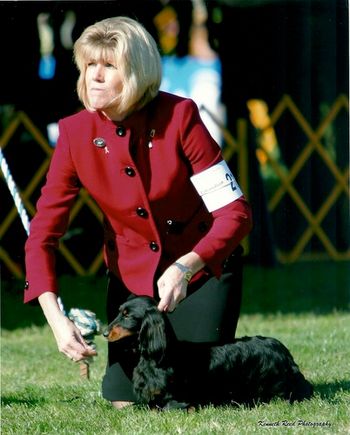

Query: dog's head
[
  {"left": 104, "top": 296, "right": 158, "bottom": 342},
  {"left": 104, "top": 295, "right": 175, "bottom": 364}
]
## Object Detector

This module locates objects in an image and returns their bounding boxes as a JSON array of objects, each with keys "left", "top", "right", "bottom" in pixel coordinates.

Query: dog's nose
[{"left": 103, "top": 329, "right": 110, "bottom": 338}]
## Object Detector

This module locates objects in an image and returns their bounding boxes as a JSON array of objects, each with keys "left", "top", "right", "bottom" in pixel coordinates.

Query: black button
[
  {"left": 149, "top": 241, "right": 159, "bottom": 252},
  {"left": 136, "top": 207, "right": 148, "bottom": 218},
  {"left": 166, "top": 219, "right": 184, "bottom": 234},
  {"left": 107, "top": 240, "right": 115, "bottom": 251},
  {"left": 24, "top": 281, "right": 29, "bottom": 290},
  {"left": 116, "top": 126, "right": 126, "bottom": 137},
  {"left": 125, "top": 167, "right": 136, "bottom": 177}
]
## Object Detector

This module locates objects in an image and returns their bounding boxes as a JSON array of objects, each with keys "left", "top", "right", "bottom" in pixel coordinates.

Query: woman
[{"left": 24, "top": 17, "right": 252, "bottom": 409}]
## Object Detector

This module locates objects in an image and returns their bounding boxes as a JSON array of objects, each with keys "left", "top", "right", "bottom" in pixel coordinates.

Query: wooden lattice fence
[
  {"left": 258, "top": 94, "right": 349, "bottom": 262},
  {"left": 0, "top": 94, "right": 349, "bottom": 279}
]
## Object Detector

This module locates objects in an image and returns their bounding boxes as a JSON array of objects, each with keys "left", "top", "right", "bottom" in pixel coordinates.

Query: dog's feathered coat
[{"left": 105, "top": 296, "right": 313, "bottom": 409}]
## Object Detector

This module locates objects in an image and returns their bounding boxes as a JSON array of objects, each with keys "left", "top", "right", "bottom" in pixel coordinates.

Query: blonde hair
[{"left": 74, "top": 17, "right": 162, "bottom": 113}]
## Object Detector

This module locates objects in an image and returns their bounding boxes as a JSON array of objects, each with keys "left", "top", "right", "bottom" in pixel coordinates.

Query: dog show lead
[{"left": 24, "top": 17, "right": 252, "bottom": 409}]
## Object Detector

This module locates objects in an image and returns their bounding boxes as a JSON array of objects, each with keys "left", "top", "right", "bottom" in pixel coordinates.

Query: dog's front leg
[{"left": 133, "top": 358, "right": 174, "bottom": 405}]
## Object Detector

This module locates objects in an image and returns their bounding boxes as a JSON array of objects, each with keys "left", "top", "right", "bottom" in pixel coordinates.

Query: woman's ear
[{"left": 138, "top": 307, "right": 168, "bottom": 363}]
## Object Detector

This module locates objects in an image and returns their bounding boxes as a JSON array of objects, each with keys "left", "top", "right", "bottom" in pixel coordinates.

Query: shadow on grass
[
  {"left": 314, "top": 380, "right": 350, "bottom": 403},
  {"left": 241, "top": 262, "right": 349, "bottom": 315},
  {"left": 1, "top": 261, "right": 349, "bottom": 330},
  {"left": 1, "top": 387, "right": 85, "bottom": 408},
  {"left": 2, "top": 381, "right": 348, "bottom": 409},
  {"left": 1, "top": 395, "right": 48, "bottom": 407}
]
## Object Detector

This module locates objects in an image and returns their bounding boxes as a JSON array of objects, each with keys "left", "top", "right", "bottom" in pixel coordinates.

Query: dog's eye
[{"left": 122, "top": 309, "right": 129, "bottom": 318}]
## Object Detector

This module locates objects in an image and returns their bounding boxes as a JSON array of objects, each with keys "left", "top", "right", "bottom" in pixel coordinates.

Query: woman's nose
[{"left": 93, "top": 64, "right": 104, "bottom": 81}]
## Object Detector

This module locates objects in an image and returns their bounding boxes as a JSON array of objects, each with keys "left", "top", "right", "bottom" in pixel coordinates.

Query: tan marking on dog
[{"left": 107, "top": 325, "right": 134, "bottom": 342}]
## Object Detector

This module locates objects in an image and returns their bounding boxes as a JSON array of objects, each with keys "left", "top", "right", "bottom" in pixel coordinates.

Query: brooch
[
  {"left": 148, "top": 129, "right": 155, "bottom": 149},
  {"left": 93, "top": 137, "right": 109, "bottom": 154}
]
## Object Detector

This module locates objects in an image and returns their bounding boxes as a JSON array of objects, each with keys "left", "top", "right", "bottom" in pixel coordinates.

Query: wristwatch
[{"left": 173, "top": 262, "right": 193, "bottom": 283}]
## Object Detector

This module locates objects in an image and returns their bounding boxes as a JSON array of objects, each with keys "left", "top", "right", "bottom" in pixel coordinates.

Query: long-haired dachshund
[{"left": 104, "top": 296, "right": 313, "bottom": 409}]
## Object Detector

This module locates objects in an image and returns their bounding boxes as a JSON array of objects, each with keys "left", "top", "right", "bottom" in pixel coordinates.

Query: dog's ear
[
  {"left": 138, "top": 307, "right": 169, "bottom": 363},
  {"left": 134, "top": 306, "right": 174, "bottom": 404}
]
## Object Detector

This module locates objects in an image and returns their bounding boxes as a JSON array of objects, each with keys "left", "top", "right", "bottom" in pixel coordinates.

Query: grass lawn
[{"left": 1, "top": 262, "right": 350, "bottom": 434}]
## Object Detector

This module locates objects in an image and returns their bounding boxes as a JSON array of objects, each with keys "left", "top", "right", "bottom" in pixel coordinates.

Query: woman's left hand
[
  {"left": 157, "top": 252, "right": 205, "bottom": 312},
  {"left": 157, "top": 264, "right": 188, "bottom": 312}
]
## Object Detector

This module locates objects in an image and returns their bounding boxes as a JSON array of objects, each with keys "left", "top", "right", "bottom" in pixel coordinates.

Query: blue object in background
[
  {"left": 161, "top": 55, "right": 221, "bottom": 98},
  {"left": 161, "top": 55, "right": 225, "bottom": 145},
  {"left": 39, "top": 54, "right": 56, "bottom": 80}
]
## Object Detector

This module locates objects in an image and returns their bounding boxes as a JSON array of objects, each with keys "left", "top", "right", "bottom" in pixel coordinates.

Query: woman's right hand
[
  {"left": 38, "top": 292, "right": 97, "bottom": 362},
  {"left": 51, "top": 315, "right": 97, "bottom": 362}
]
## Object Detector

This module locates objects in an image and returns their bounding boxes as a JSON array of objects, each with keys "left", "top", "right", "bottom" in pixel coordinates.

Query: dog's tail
[{"left": 289, "top": 370, "right": 313, "bottom": 402}]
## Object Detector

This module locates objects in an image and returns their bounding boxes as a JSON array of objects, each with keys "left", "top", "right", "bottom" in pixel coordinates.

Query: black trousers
[{"left": 102, "top": 251, "right": 243, "bottom": 402}]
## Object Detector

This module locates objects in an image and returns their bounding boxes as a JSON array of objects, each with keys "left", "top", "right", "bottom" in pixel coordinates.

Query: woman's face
[{"left": 85, "top": 58, "right": 124, "bottom": 120}]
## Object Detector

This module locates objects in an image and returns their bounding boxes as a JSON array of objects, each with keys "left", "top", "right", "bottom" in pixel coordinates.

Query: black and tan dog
[{"left": 104, "top": 296, "right": 313, "bottom": 409}]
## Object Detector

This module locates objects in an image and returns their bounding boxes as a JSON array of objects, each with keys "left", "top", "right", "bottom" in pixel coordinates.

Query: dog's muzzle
[{"left": 103, "top": 325, "right": 134, "bottom": 342}]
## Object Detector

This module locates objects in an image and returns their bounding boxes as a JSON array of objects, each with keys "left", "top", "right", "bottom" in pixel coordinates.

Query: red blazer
[{"left": 24, "top": 92, "right": 252, "bottom": 303}]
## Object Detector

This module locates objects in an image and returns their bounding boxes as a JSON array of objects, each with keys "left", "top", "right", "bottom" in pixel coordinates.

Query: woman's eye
[{"left": 105, "top": 62, "right": 116, "bottom": 68}]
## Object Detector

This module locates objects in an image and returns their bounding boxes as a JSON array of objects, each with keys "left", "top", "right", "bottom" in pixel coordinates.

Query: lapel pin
[
  {"left": 93, "top": 137, "right": 106, "bottom": 148},
  {"left": 148, "top": 129, "right": 155, "bottom": 148}
]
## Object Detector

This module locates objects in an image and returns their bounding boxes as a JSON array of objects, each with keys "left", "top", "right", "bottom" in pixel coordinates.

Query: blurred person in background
[{"left": 157, "top": 0, "right": 225, "bottom": 145}]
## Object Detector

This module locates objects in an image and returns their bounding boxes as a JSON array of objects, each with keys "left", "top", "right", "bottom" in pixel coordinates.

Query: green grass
[
  {"left": 1, "top": 313, "right": 349, "bottom": 434},
  {"left": 1, "top": 262, "right": 350, "bottom": 434}
]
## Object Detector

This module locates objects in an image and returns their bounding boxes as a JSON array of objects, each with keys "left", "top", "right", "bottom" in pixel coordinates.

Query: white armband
[{"left": 190, "top": 160, "right": 243, "bottom": 212}]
